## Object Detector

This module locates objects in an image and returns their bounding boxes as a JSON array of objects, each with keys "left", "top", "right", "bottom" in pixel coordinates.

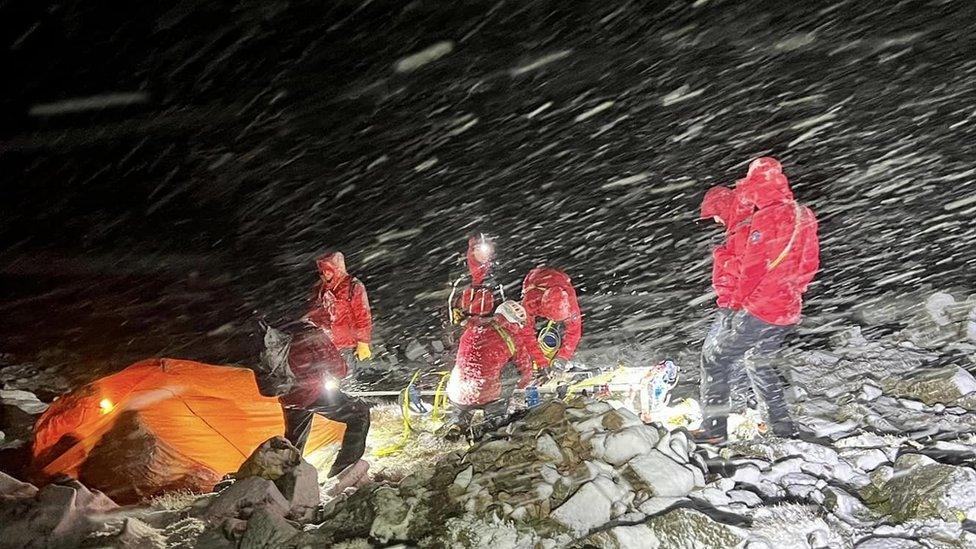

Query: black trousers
[
  {"left": 699, "top": 309, "right": 796, "bottom": 439},
  {"left": 282, "top": 389, "right": 371, "bottom": 478}
]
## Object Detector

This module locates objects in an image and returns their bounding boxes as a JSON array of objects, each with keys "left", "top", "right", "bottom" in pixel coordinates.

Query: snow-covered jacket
[
  {"left": 521, "top": 267, "right": 583, "bottom": 363},
  {"left": 447, "top": 316, "right": 534, "bottom": 407}
]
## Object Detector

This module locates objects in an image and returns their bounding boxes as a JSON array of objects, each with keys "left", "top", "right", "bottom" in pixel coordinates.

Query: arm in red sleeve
[
  {"left": 711, "top": 246, "right": 738, "bottom": 308},
  {"left": 350, "top": 280, "right": 373, "bottom": 343},
  {"left": 514, "top": 332, "right": 536, "bottom": 388},
  {"left": 521, "top": 322, "right": 548, "bottom": 367},
  {"left": 556, "top": 296, "right": 583, "bottom": 361}
]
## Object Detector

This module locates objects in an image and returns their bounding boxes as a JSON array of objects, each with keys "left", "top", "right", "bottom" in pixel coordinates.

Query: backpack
[{"left": 254, "top": 321, "right": 297, "bottom": 397}]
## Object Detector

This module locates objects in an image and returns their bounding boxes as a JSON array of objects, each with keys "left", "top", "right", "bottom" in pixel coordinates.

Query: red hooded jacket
[
  {"left": 731, "top": 158, "right": 820, "bottom": 326},
  {"left": 446, "top": 315, "right": 535, "bottom": 407},
  {"left": 306, "top": 252, "right": 373, "bottom": 350},
  {"left": 280, "top": 325, "right": 347, "bottom": 408},
  {"left": 701, "top": 185, "right": 754, "bottom": 308},
  {"left": 521, "top": 267, "right": 583, "bottom": 363}
]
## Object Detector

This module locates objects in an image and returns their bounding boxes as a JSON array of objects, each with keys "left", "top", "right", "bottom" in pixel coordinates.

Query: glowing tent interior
[{"left": 29, "top": 358, "right": 345, "bottom": 503}]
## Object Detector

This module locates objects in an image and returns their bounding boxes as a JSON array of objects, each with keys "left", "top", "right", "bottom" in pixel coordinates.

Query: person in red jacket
[
  {"left": 306, "top": 252, "right": 373, "bottom": 374},
  {"left": 444, "top": 300, "right": 535, "bottom": 439},
  {"left": 698, "top": 157, "right": 820, "bottom": 442},
  {"left": 449, "top": 234, "right": 505, "bottom": 326},
  {"left": 278, "top": 322, "right": 371, "bottom": 479},
  {"left": 521, "top": 267, "right": 583, "bottom": 370}
]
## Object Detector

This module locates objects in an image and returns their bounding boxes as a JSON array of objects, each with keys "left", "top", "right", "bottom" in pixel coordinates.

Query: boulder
[
  {"left": 596, "top": 425, "right": 658, "bottom": 465},
  {"left": 644, "top": 508, "right": 747, "bottom": 549},
  {"left": 584, "top": 524, "right": 660, "bottom": 549},
  {"left": 622, "top": 450, "right": 703, "bottom": 497},
  {"left": 236, "top": 436, "right": 303, "bottom": 481},
  {"left": 861, "top": 454, "right": 976, "bottom": 522},
  {"left": 276, "top": 461, "right": 320, "bottom": 522},
  {"left": 882, "top": 366, "right": 976, "bottom": 406},
  {"left": 200, "top": 477, "right": 290, "bottom": 522},
  {"left": 0, "top": 478, "right": 119, "bottom": 548},
  {"left": 549, "top": 476, "right": 616, "bottom": 535},
  {"left": 240, "top": 507, "right": 300, "bottom": 549},
  {"left": 0, "top": 471, "right": 38, "bottom": 499}
]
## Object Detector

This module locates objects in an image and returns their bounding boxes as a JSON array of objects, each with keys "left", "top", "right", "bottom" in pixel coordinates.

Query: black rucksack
[{"left": 254, "top": 321, "right": 297, "bottom": 397}]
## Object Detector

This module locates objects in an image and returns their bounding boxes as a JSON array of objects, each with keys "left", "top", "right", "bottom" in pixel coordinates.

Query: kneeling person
[{"left": 445, "top": 301, "right": 535, "bottom": 438}]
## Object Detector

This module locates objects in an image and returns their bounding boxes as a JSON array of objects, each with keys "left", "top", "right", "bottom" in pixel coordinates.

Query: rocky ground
[{"left": 2, "top": 290, "right": 976, "bottom": 548}]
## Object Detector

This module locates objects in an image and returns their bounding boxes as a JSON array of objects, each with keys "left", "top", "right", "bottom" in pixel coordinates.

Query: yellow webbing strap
[
  {"left": 491, "top": 321, "right": 517, "bottom": 357},
  {"left": 768, "top": 202, "right": 804, "bottom": 270},
  {"left": 374, "top": 370, "right": 422, "bottom": 457},
  {"left": 431, "top": 370, "right": 451, "bottom": 423}
]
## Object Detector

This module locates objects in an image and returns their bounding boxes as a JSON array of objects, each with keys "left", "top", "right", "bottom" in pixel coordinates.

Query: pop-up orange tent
[{"left": 30, "top": 358, "right": 345, "bottom": 503}]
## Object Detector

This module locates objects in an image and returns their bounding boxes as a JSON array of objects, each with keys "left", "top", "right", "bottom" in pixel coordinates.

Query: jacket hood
[
  {"left": 700, "top": 186, "right": 753, "bottom": 227},
  {"left": 538, "top": 287, "right": 572, "bottom": 322},
  {"left": 738, "top": 157, "right": 794, "bottom": 208},
  {"left": 316, "top": 252, "right": 347, "bottom": 278},
  {"left": 466, "top": 235, "right": 494, "bottom": 284}
]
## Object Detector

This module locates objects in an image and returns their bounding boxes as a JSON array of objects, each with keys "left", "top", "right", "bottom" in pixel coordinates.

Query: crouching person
[
  {"left": 279, "top": 323, "right": 371, "bottom": 481},
  {"left": 443, "top": 301, "right": 535, "bottom": 440}
]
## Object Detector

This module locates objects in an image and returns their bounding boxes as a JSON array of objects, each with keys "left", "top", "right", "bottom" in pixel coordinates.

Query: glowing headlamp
[{"left": 99, "top": 398, "right": 115, "bottom": 414}]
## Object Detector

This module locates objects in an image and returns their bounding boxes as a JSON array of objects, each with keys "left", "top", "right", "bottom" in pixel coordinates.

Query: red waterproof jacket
[
  {"left": 446, "top": 315, "right": 535, "bottom": 407},
  {"left": 280, "top": 325, "right": 347, "bottom": 408},
  {"left": 701, "top": 185, "right": 754, "bottom": 308},
  {"left": 521, "top": 267, "right": 583, "bottom": 363},
  {"left": 731, "top": 158, "right": 820, "bottom": 326},
  {"left": 306, "top": 252, "right": 373, "bottom": 350}
]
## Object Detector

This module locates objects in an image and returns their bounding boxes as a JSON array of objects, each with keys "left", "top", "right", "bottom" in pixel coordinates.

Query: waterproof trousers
[
  {"left": 282, "top": 388, "right": 371, "bottom": 478},
  {"left": 699, "top": 309, "right": 797, "bottom": 440}
]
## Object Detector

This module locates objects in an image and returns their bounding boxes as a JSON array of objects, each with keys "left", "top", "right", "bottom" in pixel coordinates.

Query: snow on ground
[{"left": 3, "top": 292, "right": 976, "bottom": 547}]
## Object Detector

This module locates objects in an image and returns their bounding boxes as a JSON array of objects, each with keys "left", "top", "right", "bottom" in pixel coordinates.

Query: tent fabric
[{"left": 30, "top": 358, "right": 344, "bottom": 502}]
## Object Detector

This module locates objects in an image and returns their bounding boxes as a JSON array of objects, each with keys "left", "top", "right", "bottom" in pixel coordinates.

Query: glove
[
  {"left": 451, "top": 308, "right": 464, "bottom": 325},
  {"left": 355, "top": 342, "right": 372, "bottom": 361}
]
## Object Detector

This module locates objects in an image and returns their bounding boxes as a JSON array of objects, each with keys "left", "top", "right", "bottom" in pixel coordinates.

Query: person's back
[
  {"left": 521, "top": 267, "right": 583, "bottom": 366},
  {"left": 734, "top": 163, "right": 820, "bottom": 325},
  {"left": 444, "top": 301, "right": 534, "bottom": 439}
]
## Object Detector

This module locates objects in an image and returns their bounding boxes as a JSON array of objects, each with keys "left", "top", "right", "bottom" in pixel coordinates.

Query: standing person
[
  {"left": 278, "top": 323, "right": 371, "bottom": 481},
  {"left": 306, "top": 252, "right": 373, "bottom": 376},
  {"left": 449, "top": 234, "right": 505, "bottom": 327},
  {"left": 697, "top": 157, "right": 820, "bottom": 443},
  {"left": 521, "top": 267, "right": 583, "bottom": 371},
  {"left": 443, "top": 301, "right": 536, "bottom": 440}
]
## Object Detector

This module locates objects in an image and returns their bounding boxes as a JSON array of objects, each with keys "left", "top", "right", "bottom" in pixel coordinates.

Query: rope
[{"left": 373, "top": 370, "right": 422, "bottom": 457}]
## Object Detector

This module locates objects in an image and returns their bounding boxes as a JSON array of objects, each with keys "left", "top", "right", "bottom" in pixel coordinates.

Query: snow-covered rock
[
  {"left": 623, "top": 449, "right": 704, "bottom": 497},
  {"left": 643, "top": 508, "right": 747, "bottom": 549},
  {"left": 861, "top": 454, "right": 976, "bottom": 523}
]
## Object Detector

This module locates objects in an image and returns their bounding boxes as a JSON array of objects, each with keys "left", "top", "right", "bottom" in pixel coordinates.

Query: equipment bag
[{"left": 254, "top": 322, "right": 297, "bottom": 397}]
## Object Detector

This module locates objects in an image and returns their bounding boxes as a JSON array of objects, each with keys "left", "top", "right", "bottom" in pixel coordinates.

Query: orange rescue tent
[{"left": 30, "top": 358, "right": 344, "bottom": 503}]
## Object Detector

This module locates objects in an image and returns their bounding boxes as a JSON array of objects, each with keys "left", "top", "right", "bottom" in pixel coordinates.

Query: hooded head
[
  {"left": 700, "top": 186, "right": 753, "bottom": 228},
  {"left": 316, "top": 252, "right": 347, "bottom": 284},
  {"left": 466, "top": 234, "right": 495, "bottom": 285},
  {"left": 538, "top": 287, "right": 572, "bottom": 322},
  {"left": 738, "top": 156, "right": 793, "bottom": 209},
  {"left": 495, "top": 300, "right": 527, "bottom": 329}
]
